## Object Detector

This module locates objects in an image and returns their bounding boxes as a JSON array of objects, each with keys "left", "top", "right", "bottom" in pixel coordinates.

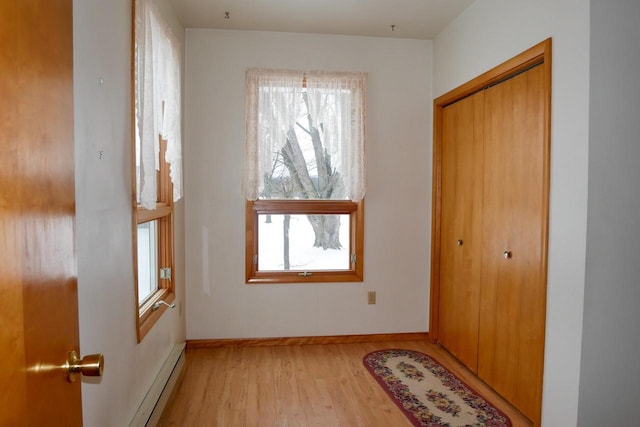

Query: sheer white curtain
[
  {"left": 243, "top": 68, "right": 367, "bottom": 202},
  {"left": 135, "top": 0, "right": 182, "bottom": 210}
]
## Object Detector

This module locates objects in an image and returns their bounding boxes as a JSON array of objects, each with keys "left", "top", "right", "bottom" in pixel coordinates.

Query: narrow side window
[{"left": 132, "top": 0, "right": 182, "bottom": 341}]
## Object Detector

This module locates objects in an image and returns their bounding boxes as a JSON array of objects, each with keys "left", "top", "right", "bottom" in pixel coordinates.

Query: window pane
[
  {"left": 135, "top": 128, "right": 161, "bottom": 204},
  {"left": 137, "top": 220, "right": 158, "bottom": 303},
  {"left": 258, "top": 88, "right": 350, "bottom": 201},
  {"left": 258, "top": 214, "right": 350, "bottom": 271},
  {"left": 135, "top": 115, "right": 141, "bottom": 204}
]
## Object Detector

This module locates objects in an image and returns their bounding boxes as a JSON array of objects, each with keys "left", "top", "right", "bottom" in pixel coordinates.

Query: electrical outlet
[{"left": 368, "top": 291, "right": 376, "bottom": 305}]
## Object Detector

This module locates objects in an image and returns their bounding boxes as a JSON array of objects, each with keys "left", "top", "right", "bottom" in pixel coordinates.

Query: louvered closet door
[
  {"left": 438, "top": 91, "right": 485, "bottom": 372},
  {"left": 478, "top": 64, "right": 547, "bottom": 421}
]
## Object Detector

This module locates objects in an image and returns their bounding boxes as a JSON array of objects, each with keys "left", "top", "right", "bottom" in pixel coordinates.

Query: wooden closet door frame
[
  {"left": 430, "top": 39, "right": 551, "bottom": 344},
  {"left": 429, "top": 39, "right": 551, "bottom": 425}
]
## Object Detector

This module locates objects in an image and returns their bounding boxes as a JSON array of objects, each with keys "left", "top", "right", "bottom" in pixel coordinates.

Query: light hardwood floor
[{"left": 158, "top": 340, "right": 532, "bottom": 426}]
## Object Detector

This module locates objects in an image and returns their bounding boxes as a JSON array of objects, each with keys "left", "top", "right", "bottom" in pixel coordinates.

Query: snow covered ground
[{"left": 258, "top": 214, "right": 350, "bottom": 271}]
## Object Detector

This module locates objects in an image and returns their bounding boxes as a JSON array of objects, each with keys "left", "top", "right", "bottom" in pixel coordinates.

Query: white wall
[
  {"left": 433, "top": 1, "right": 590, "bottom": 426},
  {"left": 184, "top": 30, "right": 431, "bottom": 339},
  {"left": 578, "top": 1, "right": 640, "bottom": 425},
  {"left": 73, "top": 0, "right": 186, "bottom": 425}
]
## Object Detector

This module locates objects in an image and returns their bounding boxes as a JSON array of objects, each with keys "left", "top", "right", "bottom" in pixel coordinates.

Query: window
[
  {"left": 244, "top": 69, "right": 367, "bottom": 283},
  {"left": 132, "top": 0, "right": 182, "bottom": 341}
]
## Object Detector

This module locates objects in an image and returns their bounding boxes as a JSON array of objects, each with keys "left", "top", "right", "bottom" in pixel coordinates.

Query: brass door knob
[
  {"left": 66, "top": 351, "right": 104, "bottom": 382},
  {"left": 503, "top": 250, "right": 512, "bottom": 259},
  {"left": 456, "top": 239, "right": 463, "bottom": 246}
]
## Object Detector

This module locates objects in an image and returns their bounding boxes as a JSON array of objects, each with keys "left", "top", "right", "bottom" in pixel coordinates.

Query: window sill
[{"left": 247, "top": 270, "right": 363, "bottom": 284}]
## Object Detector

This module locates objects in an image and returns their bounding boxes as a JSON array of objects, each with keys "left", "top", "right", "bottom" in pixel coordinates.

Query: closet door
[
  {"left": 438, "top": 91, "right": 485, "bottom": 372},
  {"left": 477, "top": 64, "right": 547, "bottom": 421}
]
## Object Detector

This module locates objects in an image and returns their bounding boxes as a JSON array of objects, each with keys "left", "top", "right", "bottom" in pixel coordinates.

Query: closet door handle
[
  {"left": 503, "top": 250, "right": 512, "bottom": 259},
  {"left": 456, "top": 239, "right": 463, "bottom": 246}
]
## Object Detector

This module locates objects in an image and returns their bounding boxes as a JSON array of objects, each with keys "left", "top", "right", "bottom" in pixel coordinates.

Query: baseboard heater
[{"left": 129, "top": 342, "right": 186, "bottom": 427}]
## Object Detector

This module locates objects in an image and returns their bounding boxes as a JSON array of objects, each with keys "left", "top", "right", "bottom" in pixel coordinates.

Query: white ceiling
[{"left": 169, "top": 0, "right": 475, "bottom": 40}]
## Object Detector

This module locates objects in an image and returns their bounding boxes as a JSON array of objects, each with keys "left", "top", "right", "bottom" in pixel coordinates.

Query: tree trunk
[
  {"left": 281, "top": 128, "right": 317, "bottom": 197},
  {"left": 278, "top": 98, "right": 345, "bottom": 250},
  {"left": 283, "top": 214, "right": 290, "bottom": 270},
  {"left": 307, "top": 214, "right": 342, "bottom": 250}
]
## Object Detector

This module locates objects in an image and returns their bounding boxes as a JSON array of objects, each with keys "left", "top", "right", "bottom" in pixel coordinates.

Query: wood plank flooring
[{"left": 158, "top": 340, "right": 532, "bottom": 427}]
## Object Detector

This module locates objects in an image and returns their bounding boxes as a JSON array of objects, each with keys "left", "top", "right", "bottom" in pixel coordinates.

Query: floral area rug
[{"left": 363, "top": 349, "right": 511, "bottom": 427}]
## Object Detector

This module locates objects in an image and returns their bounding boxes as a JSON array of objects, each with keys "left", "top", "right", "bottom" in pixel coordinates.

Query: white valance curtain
[
  {"left": 243, "top": 68, "right": 367, "bottom": 202},
  {"left": 135, "top": 0, "right": 182, "bottom": 210}
]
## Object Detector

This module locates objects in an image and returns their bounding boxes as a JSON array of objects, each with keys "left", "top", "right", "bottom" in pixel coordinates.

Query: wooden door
[
  {"left": 477, "top": 64, "right": 547, "bottom": 422},
  {"left": 0, "top": 1, "right": 83, "bottom": 425},
  {"left": 438, "top": 91, "right": 485, "bottom": 372}
]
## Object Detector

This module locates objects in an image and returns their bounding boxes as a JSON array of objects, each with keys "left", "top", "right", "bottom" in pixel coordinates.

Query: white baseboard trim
[{"left": 129, "top": 343, "right": 186, "bottom": 427}]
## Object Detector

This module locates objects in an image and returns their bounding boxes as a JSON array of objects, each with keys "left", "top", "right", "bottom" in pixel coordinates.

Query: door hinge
[
  {"left": 253, "top": 254, "right": 258, "bottom": 265},
  {"left": 351, "top": 253, "right": 357, "bottom": 264},
  {"left": 160, "top": 267, "right": 172, "bottom": 281}
]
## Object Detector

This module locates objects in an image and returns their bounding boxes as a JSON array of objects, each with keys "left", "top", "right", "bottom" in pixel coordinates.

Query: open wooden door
[{"left": 0, "top": 1, "right": 102, "bottom": 425}]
